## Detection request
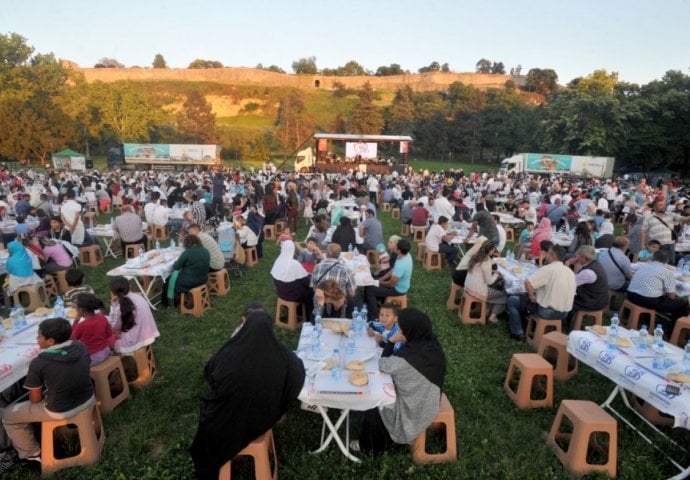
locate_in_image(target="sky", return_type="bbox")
[2,0,689,85]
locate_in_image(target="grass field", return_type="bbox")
[4,208,689,480]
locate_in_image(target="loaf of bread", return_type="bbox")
[349,371,368,386]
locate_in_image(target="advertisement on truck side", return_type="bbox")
[123,144,220,165]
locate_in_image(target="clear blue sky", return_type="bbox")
[3,0,689,85]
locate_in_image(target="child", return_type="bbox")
[2,318,93,464]
[367,302,404,355]
[517,222,534,258]
[638,239,661,262]
[14,216,28,236]
[303,195,314,226]
[70,294,113,366]
[297,237,321,273]
[277,227,293,243]
[64,268,95,306]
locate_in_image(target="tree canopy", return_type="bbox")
[152,54,167,69]
[291,56,318,74]
[188,59,223,69]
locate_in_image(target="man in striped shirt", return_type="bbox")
[641,196,690,264]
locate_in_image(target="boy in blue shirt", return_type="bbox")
[367,302,404,355]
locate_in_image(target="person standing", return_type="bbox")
[60,189,84,246]
[641,196,690,264]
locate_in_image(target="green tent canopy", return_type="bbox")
[52,148,84,157]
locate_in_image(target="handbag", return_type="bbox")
[653,215,678,241]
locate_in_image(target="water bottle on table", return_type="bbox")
[311,329,320,355]
[607,313,619,350]
[653,345,665,370]
[315,311,323,335]
[638,324,648,350]
[331,349,342,380]
[683,344,690,369]
[346,330,356,355]
[155,240,161,250]
[16,305,26,327]
[653,324,664,350]
[53,296,65,319]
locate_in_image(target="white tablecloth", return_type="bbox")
[107,248,180,280]
[296,321,395,410]
[338,253,378,287]
[568,329,690,429]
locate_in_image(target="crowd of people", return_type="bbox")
[0,161,686,476]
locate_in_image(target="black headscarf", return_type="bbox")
[189,312,305,480]
[396,308,446,390]
[331,216,356,252]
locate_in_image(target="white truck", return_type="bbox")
[294,147,315,173]
[498,153,615,178]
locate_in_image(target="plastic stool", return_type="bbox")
[275,298,305,330]
[411,393,457,464]
[412,226,426,244]
[619,299,656,331]
[538,331,578,380]
[180,285,211,316]
[400,224,410,237]
[12,283,49,312]
[423,250,443,271]
[82,212,97,228]
[416,244,426,262]
[384,295,408,309]
[120,345,156,387]
[447,282,463,311]
[505,227,515,243]
[124,243,145,261]
[382,202,391,212]
[263,224,276,240]
[152,224,169,241]
[392,208,400,219]
[79,245,104,267]
[41,398,105,476]
[52,270,70,294]
[207,269,230,296]
[458,291,486,325]
[526,315,562,351]
[245,246,259,267]
[571,310,604,331]
[218,430,277,480]
[670,316,690,347]
[44,274,59,301]
[90,356,130,414]
[275,220,286,234]
[608,290,625,313]
[547,399,617,478]
[503,353,554,408]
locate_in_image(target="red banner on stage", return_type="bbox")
[318,138,328,152]
[399,141,409,154]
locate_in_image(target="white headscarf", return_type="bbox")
[270,240,309,283]
[599,221,614,236]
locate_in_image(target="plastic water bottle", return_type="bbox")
[311,329,320,355]
[53,296,65,319]
[16,305,25,327]
[347,330,356,355]
[679,258,685,273]
[653,324,664,349]
[315,311,323,335]
[361,305,368,322]
[139,248,145,265]
[110,217,114,227]
[155,240,161,250]
[169,238,176,250]
[8,307,18,331]
[607,313,619,350]
[653,345,665,370]
[352,306,359,327]
[331,349,342,380]
[348,243,353,253]
[638,324,648,350]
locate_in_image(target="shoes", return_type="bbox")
[349,440,361,453]
[488,313,499,324]
[510,333,526,342]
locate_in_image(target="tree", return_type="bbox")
[349,82,384,134]
[274,90,313,151]
[332,111,347,133]
[386,86,415,134]
[490,62,506,74]
[441,63,450,73]
[94,57,125,68]
[256,64,285,73]
[375,64,404,76]
[475,59,492,73]
[525,68,558,95]
[418,61,441,73]
[188,59,223,69]
[291,56,318,74]
[0,32,33,87]
[176,90,218,143]
[152,54,167,69]
[338,60,367,76]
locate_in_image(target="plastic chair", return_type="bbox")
[619,299,656,331]
[275,298,305,330]
[423,250,443,271]
[503,353,554,408]
[412,226,426,244]
[180,285,211,316]
[119,345,156,388]
[124,243,145,261]
[447,282,462,311]
[384,295,408,309]
[670,316,690,347]
[571,310,604,331]
[526,315,562,351]
[245,246,259,267]
[263,224,276,240]
[207,269,230,296]
[392,208,400,219]
[538,331,578,380]
[411,393,457,464]
[79,245,104,267]
[458,291,486,325]
[12,283,49,312]
[218,430,278,480]
[90,356,131,414]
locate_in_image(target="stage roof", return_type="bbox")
[313,133,413,142]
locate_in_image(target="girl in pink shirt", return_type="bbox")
[42,239,73,274]
[70,294,113,366]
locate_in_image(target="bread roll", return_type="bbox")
[346,360,365,371]
[349,371,368,386]
[591,325,607,335]
[667,372,690,383]
[616,337,632,348]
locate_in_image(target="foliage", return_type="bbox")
[490,62,506,74]
[152,54,167,69]
[476,58,492,73]
[418,61,441,73]
[385,86,415,134]
[375,63,405,76]
[524,68,559,95]
[94,57,125,68]
[188,59,223,69]
[176,90,218,143]
[349,82,384,134]
[331,111,346,133]
[322,60,368,76]
[291,56,318,74]
[274,89,313,152]
[256,64,286,74]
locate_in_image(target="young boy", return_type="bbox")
[63,269,95,306]
[297,237,322,273]
[517,222,535,258]
[638,239,661,262]
[367,303,403,355]
[2,318,93,463]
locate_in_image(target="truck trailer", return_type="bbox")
[107,143,221,170]
[498,153,615,178]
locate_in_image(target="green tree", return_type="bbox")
[418,61,441,73]
[525,68,558,95]
[291,56,318,74]
[188,59,223,69]
[375,64,404,76]
[0,32,33,88]
[176,90,218,143]
[95,57,125,68]
[244,134,271,163]
[490,62,506,74]
[349,82,384,134]
[152,54,167,68]
[332,111,347,133]
[386,86,415,134]
[274,90,313,151]
[475,58,492,73]
[337,60,367,76]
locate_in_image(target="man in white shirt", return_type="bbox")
[143,192,159,224]
[424,216,459,268]
[152,199,171,227]
[432,192,455,223]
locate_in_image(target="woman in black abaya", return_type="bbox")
[189,311,305,479]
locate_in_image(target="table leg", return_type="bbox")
[311,406,361,462]
[101,236,119,259]
[129,276,158,311]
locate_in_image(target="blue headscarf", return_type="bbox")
[7,240,34,278]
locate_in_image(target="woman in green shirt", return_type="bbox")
[162,234,210,307]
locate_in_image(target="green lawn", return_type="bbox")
[5,209,688,480]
